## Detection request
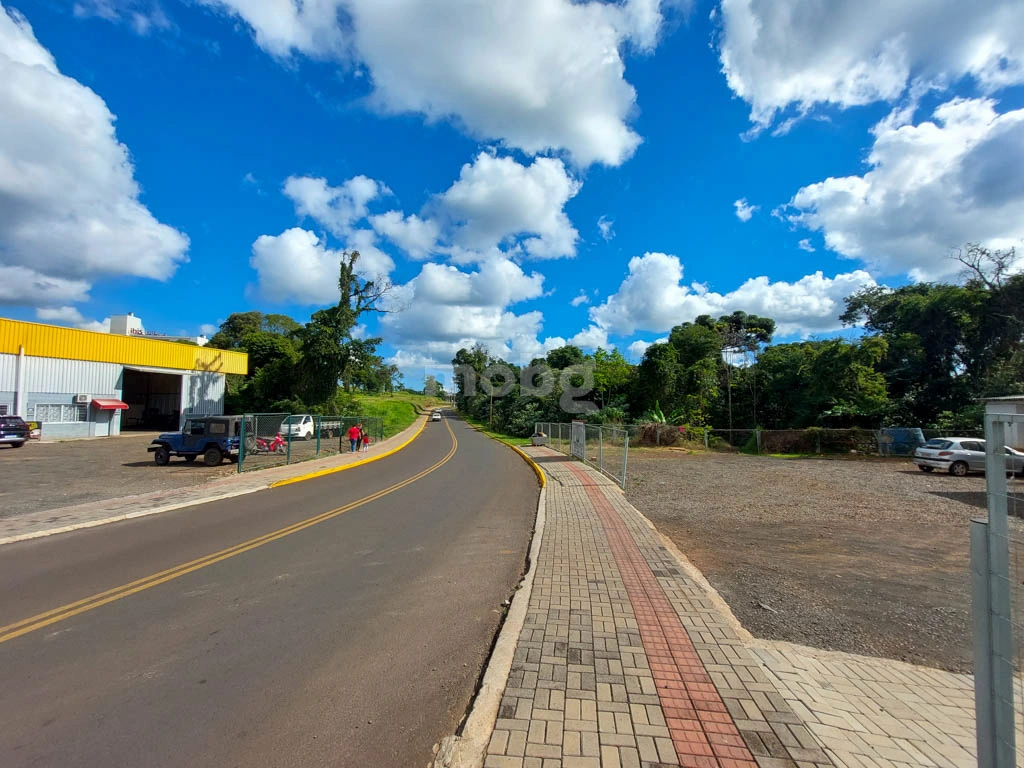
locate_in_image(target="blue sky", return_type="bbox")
[2,0,1023,387]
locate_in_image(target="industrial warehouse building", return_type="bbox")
[0,316,248,439]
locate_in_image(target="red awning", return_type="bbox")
[92,399,129,410]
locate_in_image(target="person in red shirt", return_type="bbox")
[348,423,362,453]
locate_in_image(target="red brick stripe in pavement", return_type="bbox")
[561,461,758,768]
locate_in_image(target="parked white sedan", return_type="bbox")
[913,437,1024,476]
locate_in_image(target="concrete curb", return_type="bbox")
[434,485,547,768]
[0,415,429,547]
[433,420,548,768]
[268,414,428,488]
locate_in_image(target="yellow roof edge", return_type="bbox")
[0,316,248,375]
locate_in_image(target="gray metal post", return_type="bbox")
[972,519,995,768]
[984,416,1015,768]
[756,429,762,455]
[238,416,246,473]
[599,428,604,476]
[621,432,629,489]
[704,429,709,451]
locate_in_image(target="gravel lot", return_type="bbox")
[625,450,1024,672]
[0,434,235,519]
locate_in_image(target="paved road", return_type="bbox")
[0,413,538,768]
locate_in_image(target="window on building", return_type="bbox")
[0,404,8,415]
[37,404,87,423]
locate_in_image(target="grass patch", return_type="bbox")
[354,394,442,438]
[461,415,531,448]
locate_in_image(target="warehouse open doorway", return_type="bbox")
[121,367,182,431]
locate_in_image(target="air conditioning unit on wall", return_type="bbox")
[74,394,90,404]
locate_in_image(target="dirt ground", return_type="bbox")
[625,450,1024,673]
[0,434,235,519]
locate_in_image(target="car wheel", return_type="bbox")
[203,447,223,467]
[918,465,933,472]
[950,461,969,477]
[154,447,170,466]
[184,455,196,464]
[303,432,312,441]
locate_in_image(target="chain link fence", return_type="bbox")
[238,413,384,472]
[616,425,986,456]
[534,421,629,488]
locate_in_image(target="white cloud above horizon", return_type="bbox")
[589,252,877,337]
[733,198,758,222]
[0,3,189,308]
[717,0,1024,132]
[786,97,1024,280]
[196,0,680,166]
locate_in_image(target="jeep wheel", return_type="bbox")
[154,447,170,466]
[203,447,223,467]
[184,455,196,464]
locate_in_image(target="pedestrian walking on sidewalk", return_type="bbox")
[361,428,371,452]
[347,423,361,453]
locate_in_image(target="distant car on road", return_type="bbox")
[0,415,29,449]
[913,437,1024,477]
[431,411,442,422]
[148,415,243,466]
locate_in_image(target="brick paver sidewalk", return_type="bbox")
[484,448,833,768]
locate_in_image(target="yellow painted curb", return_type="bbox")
[466,421,546,489]
[268,415,428,489]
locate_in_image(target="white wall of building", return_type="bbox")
[0,352,228,438]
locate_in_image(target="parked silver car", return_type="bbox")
[913,437,1024,476]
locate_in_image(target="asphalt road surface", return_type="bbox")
[0,413,538,768]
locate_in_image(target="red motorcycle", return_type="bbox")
[253,432,287,454]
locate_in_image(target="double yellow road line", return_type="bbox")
[0,419,458,646]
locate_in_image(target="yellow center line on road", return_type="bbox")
[0,419,458,646]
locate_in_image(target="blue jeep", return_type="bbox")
[148,415,243,466]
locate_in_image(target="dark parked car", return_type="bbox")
[148,415,243,466]
[0,415,29,449]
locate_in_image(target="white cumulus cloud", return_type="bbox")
[571,291,591,307]
[786,97,1024,280]
[0,4,189,306]
[199,0,678,166]
[284,174,389,237]
[627,336,668,360]
[439,153,581,260]
[717,0,1024,131]
[590,252,877,336]
[733,198,758,222]
[381,256,569,369]
[369,211,440,260]
[250,227,392,305]
[569,325,610,350]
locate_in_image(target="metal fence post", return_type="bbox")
[286,414,292,465]
[704,429,709,451]
[980,415,1015,768]
[972,518,996,768]
[599,428,604,476]
[621,432,629,489]
[238,416,246,473]
[756,429,762,455]
[316,415,321,457]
